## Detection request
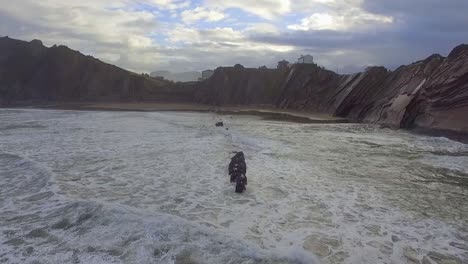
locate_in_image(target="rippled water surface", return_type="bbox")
[0,109,467,264]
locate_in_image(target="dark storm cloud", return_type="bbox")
[249,0,468,71]
[250,29,389,50]
[362,0,468,40]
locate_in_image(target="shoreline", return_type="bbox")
[3,102,468,143]
[13,102,350,124]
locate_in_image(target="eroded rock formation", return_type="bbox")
[196,45,468,134]
[401,45,468,133]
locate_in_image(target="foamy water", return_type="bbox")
[0,109,467,264]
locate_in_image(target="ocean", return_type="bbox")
[1,109,467,263]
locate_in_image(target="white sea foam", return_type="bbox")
[0,109,467,263]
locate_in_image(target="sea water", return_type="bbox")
[0,109,467,264]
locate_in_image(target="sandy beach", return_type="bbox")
[33,102,349,123]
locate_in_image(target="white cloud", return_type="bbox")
[2,0,458,75]
[289,13,343,31]
[165,25,291,51]
[204,0,291,20]
[142,0,191,10]
[2,1,157,43]
[288,8,393,31]
[181,7,225,24]
[0,0,163,72]
[0,0,296,72]
[202,0,393,31]
[161,24,295,70]
[244,23,279,35]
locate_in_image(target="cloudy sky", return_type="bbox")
[1,0,467,74]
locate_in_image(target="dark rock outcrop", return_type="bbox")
[401,45,468,133]
[333,55,444,127]
[0,37,193,105]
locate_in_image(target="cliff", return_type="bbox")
[0,37,193,105]
[1,36,467,134]
[194,65,287,105]
[401,45,468,133]
[196,45,468,133]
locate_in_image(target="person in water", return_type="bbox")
[235,173,247,193]
[229,152,245,181]
[229,151,247,193]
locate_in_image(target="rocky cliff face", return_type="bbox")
[401,45,468,133]
[196,45,468,133]
[332,55,445,128]
[0,37,193,105]
[194,65,287,105]
[1,36,467,134]
[276,64,343,112]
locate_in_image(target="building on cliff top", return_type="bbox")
[298,54,314,64]
[277,60,290,71]
[202,69,214,80]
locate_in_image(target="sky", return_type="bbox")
[0,0,467,74]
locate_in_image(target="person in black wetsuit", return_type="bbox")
[228,151,247,193]
[229,152,245,181]
[235,172,247,193]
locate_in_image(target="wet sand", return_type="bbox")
[30,102,468,142]
[33,102,349,124]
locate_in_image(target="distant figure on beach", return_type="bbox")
[228,151,247,193]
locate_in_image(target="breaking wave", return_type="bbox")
[0,151,317,264]
[1,109,467,264]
